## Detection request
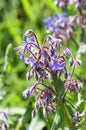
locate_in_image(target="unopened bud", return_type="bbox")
[69,58,74,66]
[24,29,33,36]
[75,60,82,67]
[63,48,72,57]
[32,109,36,118]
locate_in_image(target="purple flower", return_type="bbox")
[23,85,36,98]
[61,12,66,17]
[65,79,82,93]
[30,36,34,42]
[43,12,78,41]
[69,58,74,66]
[20,56,39,67]
[49,55,66,71]
[54,12,66,20]
[54,12,59,19]
[42,16,52,26]
[28,57,39,67]
[16,29,82,120]
[23,36,27,43]
[50,62,65,71]
[20,54,24,61]
[23,35,34,44]
[63,48,72,57]
[50,47,55,56]
[75,60,82,67]
[72,112,83,122]
[43,12,67,33]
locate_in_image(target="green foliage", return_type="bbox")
[0,0,86,129]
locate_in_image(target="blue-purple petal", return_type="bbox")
[33,62,39,67]
[54,12,59,19]
[62,12,66,17]
[23,36,34,44]
[49,64,54,70]
[28,45,34,51]
[49,60,65,70]
[54,62,65,70]
[42,16,52,25]
[50,48,55,56]
[20,54,24,61]
[23,36,27,43]
[30,36,34,42]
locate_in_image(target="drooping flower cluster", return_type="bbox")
[54,0,86,10]
[43,12,85,47]
[16,29,82,119]
[72,112,83,122]
[43,1,86,46]
[43,12,77,40]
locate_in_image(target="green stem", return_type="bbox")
[81,28,86,43]
[65,98,77,110]
[71,37,79,48]
[51,101,64,130]
[51,71,65,99]
[50,71,77,130]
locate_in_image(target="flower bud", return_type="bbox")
[73,112,82,122]
[63,48,72,57]
[69,58,74,66]
[24,29,33,36]
[32,109,36,118]
[75,60,82,67]
[22,86,36,98]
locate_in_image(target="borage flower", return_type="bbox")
[43,12,78,43]
[63,59,82,97]
[16,29,82,119]
[72,112,83,122]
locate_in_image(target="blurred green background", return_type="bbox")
[0,0,86,130]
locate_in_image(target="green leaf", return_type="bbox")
[77,100,86,113]
[51,102,64,130]
[29,113,45,130]
[50,71,65,130]
[21,0,36,22]
[3,43,13,73]
[51,71,65,99]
